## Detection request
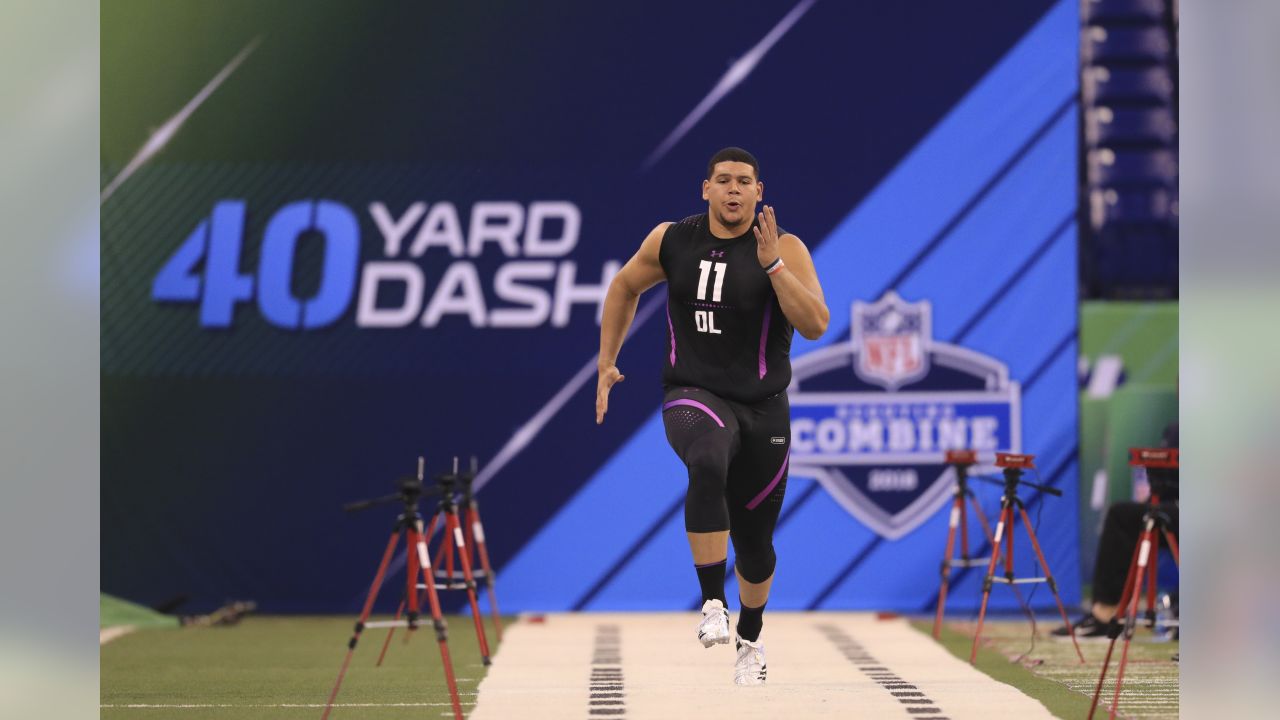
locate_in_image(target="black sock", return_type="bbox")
[695,559,727,605]
[736,598,766,642]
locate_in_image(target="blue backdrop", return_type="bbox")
[102,0,1078,615]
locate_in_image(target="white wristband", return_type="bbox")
[764,257,785,275]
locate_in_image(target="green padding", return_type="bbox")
[100,593,178,629]
[1076,301,1178,590]
[1079,301,1178,386]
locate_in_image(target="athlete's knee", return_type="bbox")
[684,436,730,532]
[733,537,776,584]
[685,435,729,496]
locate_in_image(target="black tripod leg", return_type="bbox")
[1017,506,1085,664]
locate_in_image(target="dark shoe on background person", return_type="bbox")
[1051,613,1112,640]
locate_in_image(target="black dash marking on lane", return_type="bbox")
[588,625,626,717]
[817,624,947,718]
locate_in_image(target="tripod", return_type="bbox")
[969,453,1085,665]
[452,456,503,641]
[933,450,996,639]
[374,457,493,667]
[1088,449,1180,720]
[323,458,463,720]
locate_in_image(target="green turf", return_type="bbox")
[101,593,179,629]
[913,617,1179,719]
[101,615,506,719]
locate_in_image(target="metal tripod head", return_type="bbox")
[998,453,1062,503]
[342,456,442,524]
[944,449,978,498]
[1130,447,1179,502]
[432,456,462,513]
[970,452,1063,507]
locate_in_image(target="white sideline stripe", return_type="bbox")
[101,702,476,708]
[469,612,1055,719]
[100,625,137,644]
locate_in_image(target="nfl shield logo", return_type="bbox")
[787,290,1021,540]
[852,291,930,391]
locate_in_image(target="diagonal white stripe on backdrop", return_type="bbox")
[101,37,262,204]
[642,0,818,170]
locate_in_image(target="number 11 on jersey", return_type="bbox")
[696,260,726,302]
[695,260,725,334]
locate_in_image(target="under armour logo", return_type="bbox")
[710,250,725,258]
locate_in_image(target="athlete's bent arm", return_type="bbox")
[596,222,670,424]
[753,205,829,340]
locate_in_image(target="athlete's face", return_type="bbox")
[702,161,763,233]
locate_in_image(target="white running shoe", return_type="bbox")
[696,599,731,648]
[734,636,767,686]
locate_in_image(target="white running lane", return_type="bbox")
[470,612,1055,719]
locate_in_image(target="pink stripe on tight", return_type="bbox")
[661,399,724,428]
[746,450,789,510]
[758,301,773,379]
[667,301,676,366]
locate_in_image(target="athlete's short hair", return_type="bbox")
[706,147,760,181]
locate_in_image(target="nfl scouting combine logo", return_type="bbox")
[788,291,1021,539]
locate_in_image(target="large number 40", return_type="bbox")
[151,199,361,329]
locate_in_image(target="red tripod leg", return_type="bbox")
[322,530,401,720]
[399,507,450,648]
[412,520,465,720]
[448,511,492,664]
[934,496,961,639]
[433,516,449,582]
[469,506,504,642]
[442,511,457,590]
[969,505,1010,664]
[1017,506,1085,664]
[375,598,406,667]
[1088,534,1145,719]
[1109,525,1156,719]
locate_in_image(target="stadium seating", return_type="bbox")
[1086,107,1176,146]
[1082,66,1174,106]
[1079,0,1177,298]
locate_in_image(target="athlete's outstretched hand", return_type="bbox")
[596,364,625,424]
[753,204,780,268]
